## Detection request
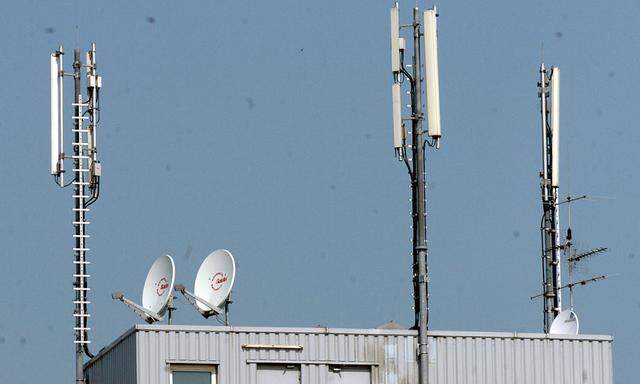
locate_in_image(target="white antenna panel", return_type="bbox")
[50,52,63,175]
[392,83,404,149]
[549,309,579,335]
[142,255,175,316]
[423,8,442,139]
[550,66,560,187]
[390,4,400,73]
[194,249,236,311]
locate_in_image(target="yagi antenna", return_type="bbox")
[175,249,236,325]
[113,255,176,324]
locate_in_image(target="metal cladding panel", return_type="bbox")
[89,326,612,384]
[84,328,137,384]
[134,326,418,384]
[428,334,613,384]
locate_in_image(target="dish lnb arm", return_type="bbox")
[111,291,162,324]
[174,284,224,317]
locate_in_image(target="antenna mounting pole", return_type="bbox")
[538,63,562,332]
[411,7,430,384]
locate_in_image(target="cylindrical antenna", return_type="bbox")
[50,49,64,183]
[390,3,400,74]
[50,53,60,175]
[550,66,560,187]
[423,7,441,141]
[392,83,405,155]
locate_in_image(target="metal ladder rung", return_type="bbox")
[73,221,91,224]
[72,181,90,185]
[73,234,90,238]
[73,287,90,291]
[72,116,89,120]
[71,155,91,159]
[73,313,91,317]
[72,103,89,106]
[73,261,90,264]
[72,195,91,198]
[73,274,91,278]
[73,247,90,251]
[74,301,91,304]
[73,327,91,331]
[72,168,90,172]
[74,341,91,344]
[72,208,89,212]
[72,129,90,133]
[72,142,89,146]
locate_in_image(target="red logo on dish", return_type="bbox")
[156,277,169,296]
[210,272,228,291]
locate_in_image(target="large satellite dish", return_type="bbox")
[550,309,579,336]
[112,255,176,324]
[175,249,236,322]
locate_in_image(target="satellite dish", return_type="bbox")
[550,309,579,335]
[194,249,236,311]
[142,255,175,316]
[112,254,176,324]
[174,249,236,322]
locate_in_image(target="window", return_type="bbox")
[170,365,217,384]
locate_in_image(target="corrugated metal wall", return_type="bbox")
[85,328,137,384]
[427,331,613,384]
[135,326,418,384]
[85,325,613,384]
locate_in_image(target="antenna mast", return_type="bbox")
[538,64,562,332]
[50,43,102,384]
[390,4,442,384]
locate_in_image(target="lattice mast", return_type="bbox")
[50,43,103,384]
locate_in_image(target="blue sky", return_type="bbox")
[0,0,638,382]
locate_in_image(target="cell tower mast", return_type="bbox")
[391,4,442,384]
[50,43,103,384]
[538,63,562,332]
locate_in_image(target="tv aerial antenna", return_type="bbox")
[390,3,442,384]
[50,43,103,384]
[112,255,176,324]
[175,249,236,325]
[561,194,611,312]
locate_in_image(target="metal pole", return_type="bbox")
[224,293,231,326]
[411,8,429,384]
[539,64,562,332]
[539,64,552,332]
[73,48,86,384]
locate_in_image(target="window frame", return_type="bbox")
[169,364,217,384]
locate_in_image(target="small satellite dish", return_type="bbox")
[550,309,579,336]
[112,255,176,324]
[142,255,175,316]
[174,249,236,322]
[194,249,236,311]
